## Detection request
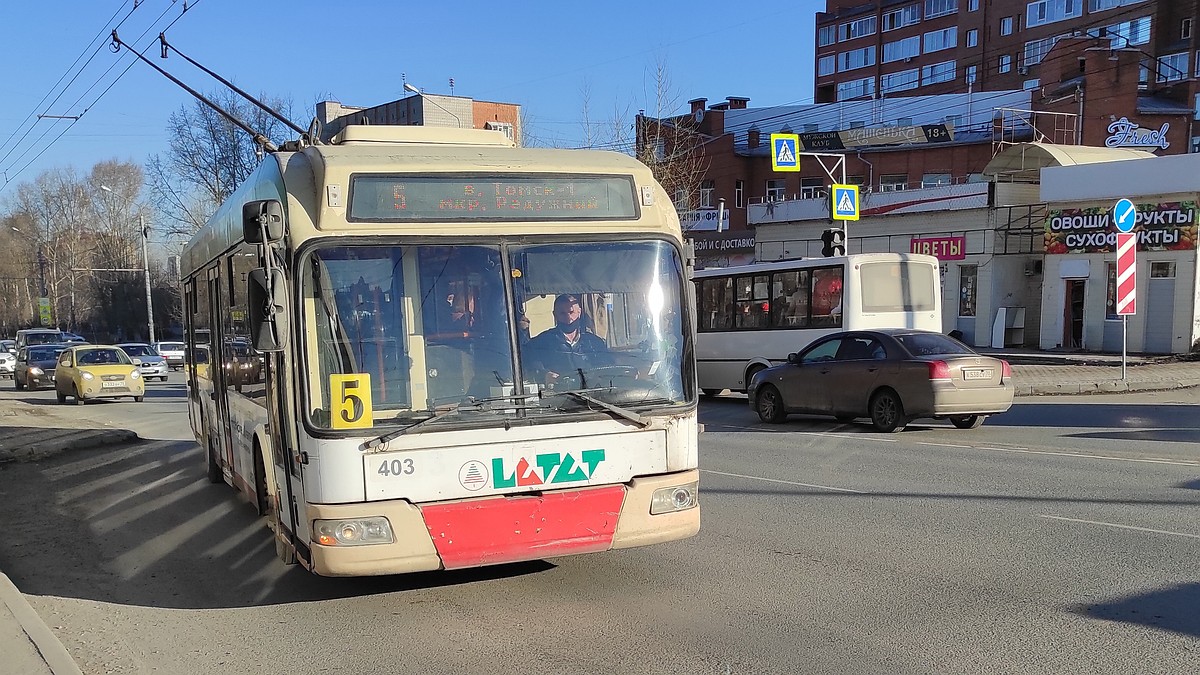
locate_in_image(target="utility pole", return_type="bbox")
[140,215,155,344]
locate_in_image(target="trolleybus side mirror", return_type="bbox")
[247,267,288,353]
[243,200,286,244]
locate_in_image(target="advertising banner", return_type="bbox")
[1044,201,1198,254]
[799,124,954,151]
[910,236,966,260]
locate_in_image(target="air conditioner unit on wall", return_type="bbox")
[1017,65,1029,75]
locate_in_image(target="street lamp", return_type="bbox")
[100,185,155,343]
[403,83,463,128]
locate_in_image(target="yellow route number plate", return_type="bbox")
[330,373,373,429]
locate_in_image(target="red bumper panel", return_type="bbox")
[420,486,626,569]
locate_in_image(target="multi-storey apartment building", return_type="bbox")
[815,0,1198,103]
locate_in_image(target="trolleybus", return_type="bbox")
[693,253,941,395]
[180,126,699,576]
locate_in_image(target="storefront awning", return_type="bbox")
[983,142,1155,183]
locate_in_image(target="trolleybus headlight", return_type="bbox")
[314,517,395,546]
[650,481,698,515]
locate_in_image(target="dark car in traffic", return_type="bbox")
[14,344,66,390]
[748,329,1014,432]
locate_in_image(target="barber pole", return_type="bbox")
[1116,233,1136,315]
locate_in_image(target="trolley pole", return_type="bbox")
[140,215,156,344]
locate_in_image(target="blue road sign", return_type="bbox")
[770,133,800,172]
[1113,198,1136,233]
[832,184,859,221]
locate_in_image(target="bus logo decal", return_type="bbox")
[491,449,606,489]
[458,460,489,491]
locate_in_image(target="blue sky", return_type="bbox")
[0,0,823,196]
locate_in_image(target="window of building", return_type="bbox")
[1157,52,1188,82]
[924,27,958,53]
[654,138,665,162]
[839,16,877,41]
[959,265,978,317]
[818,25,837,46]
[801,178,826,199]
[485,121,514,140]
[1027,0,1081,29]
[675,188,690,209]
[966,65,978,84]
[967,29,978,47]
[1151,261,1176,278]
[881,68,921,93]
[1023,78,1041,89]
[849,121,866,128]
[1183,18,1193,41]
[896,117,914,126]
[700,180,715,208]
[1001,17,1014,35]
[922,60,957,84]
[766,179,786,202]
[1023,35,1065,66]
[999,54,1013,73]
[922,173,952,187]
[883,4,921,31]
[846,175,866,186]
[925,0,958,19]
[838,46,877,72]
[802,123,819,133]
[969,0,979,9]
[945,114,963,126]
[880,174,908,192]
[1105,262,1119,320]
[883,36,922,63]
[735,180,744,208]
[1089,0,1148,11]
[818,55,836,76]
[837,76,876,100]
[1106,16,1151,47]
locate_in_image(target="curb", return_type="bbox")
[0,572,82,675]
[0,429,139,464]
[1014,380,1200,396]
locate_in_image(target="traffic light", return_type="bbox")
[821,228,845,257]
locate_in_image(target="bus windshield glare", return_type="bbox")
[303,240,691,429]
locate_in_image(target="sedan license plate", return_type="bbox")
[101,381,125,388]
[963,368,993,380]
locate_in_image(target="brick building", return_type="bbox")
[316,94,521,145]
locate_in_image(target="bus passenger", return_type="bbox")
[524,293,611,386]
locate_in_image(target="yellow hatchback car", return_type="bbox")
[55,345,145,405]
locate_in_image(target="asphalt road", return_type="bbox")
[0,374,1197,674]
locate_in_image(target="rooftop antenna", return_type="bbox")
[449,77,455,96]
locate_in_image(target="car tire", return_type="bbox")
[56,390,66,404]
[755,384,788,424]
[207,438,223,484]
[701,388,723,398]
[14,376,23,391]
[950,415,986,429]
[134,395,144,402]
[869,388,907,433]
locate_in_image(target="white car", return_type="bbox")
[116,343,170,382]
[0,352,13,377]
[153,341,186,371]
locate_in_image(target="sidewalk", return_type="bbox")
[980,347,1200,396]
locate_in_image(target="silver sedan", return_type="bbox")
[748,329,1014,432]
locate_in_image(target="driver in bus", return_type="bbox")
[524,293,612,387]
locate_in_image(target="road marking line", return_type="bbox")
[701,469,866,494]
[917,442,971,448]
[703,424,897,442]
[1036,514,1200,540]
[969,446,1200,466]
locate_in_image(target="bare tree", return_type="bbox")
[633,58,709,219]
[146,89,296,238]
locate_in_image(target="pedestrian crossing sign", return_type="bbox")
[832,184,859,221]
[770,133,800,172]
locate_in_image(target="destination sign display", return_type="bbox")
[349,175,638,221]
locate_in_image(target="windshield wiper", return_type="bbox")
[361,405,468,450]
[540,389,649,428]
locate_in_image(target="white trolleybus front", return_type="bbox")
[180,126,699,576]
[693,253,942,395]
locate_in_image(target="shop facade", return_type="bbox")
[1040,153,1200,354]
